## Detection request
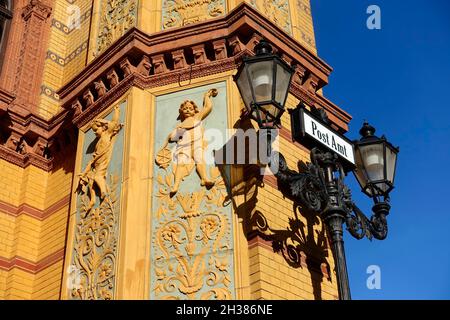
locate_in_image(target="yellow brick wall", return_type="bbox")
[0,153,75,299]
[1,268,34,299]
[250,185,338,300]
[0,213,15,259]
[18,166,48,210]
[0,261,65,300]
[0,160,24,206]
[38,0,93,119]
[32,261,65,299]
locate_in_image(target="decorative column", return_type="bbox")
[13,0,52,107]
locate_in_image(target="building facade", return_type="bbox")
[0,0,351,300]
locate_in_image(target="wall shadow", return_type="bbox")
[215,118,332,300]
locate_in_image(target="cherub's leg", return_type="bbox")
[193,146,214,188]
[170,165,184,196]
[196,163,214,189]
[94,174,108,200]
[87,179,96,212]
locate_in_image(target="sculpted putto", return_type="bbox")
[157,89,218,195]
[78,106,123,212]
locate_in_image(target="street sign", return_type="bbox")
[290,105,355,167]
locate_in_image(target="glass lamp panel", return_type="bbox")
[236,66,253,113]
[275,62,292,105]
[354,167,371,195]
[354,150,371,194]
[248,60,274,103]
[360,143,385,183]
[385,145,397,184]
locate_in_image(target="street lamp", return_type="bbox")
[354,121,399,199]
[234,39,294,128]
[234,40,399,300]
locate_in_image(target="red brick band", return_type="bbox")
[0,248,65,274]
[0,194,70,221]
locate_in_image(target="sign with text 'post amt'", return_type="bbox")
[290,105,355,169]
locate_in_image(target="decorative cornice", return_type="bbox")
[0,248,65,274]
[58,2,350,131]
[0,2,351,171]
[0,145,53,170]
[0,102,75,170]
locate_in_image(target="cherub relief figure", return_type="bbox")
[156,88,218,196]
[78,106,123,212]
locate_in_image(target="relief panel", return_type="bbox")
[162,0,227,29]
[249,0,292,34]
[97,0,138,54]
[150,82,236,300]
[69,102,127,300]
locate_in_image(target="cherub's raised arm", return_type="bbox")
[108,106,120,133]
[199,89,218,120]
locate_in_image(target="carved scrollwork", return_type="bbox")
[72,174,120,300]
[152,166,233,300]
[162,0,226,29]
[249,0,292,34]
[97,0,137,54]
[345,203,371,240]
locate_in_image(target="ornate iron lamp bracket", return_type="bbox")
[272,148,390,241]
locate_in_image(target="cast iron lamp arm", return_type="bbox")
[269,146,390,241]
[346,202,389,241]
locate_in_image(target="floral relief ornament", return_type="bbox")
[97,0,137,54]
[72,106,123,300]
[250,0,292,33]
[163,0,226,29]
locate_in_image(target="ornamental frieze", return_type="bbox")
[250,0,292,34]
[162,0,226,29]
[97,0,138,55]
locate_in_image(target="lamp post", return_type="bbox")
[234,40,399,300]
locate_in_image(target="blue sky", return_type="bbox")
[311,0,450,299]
